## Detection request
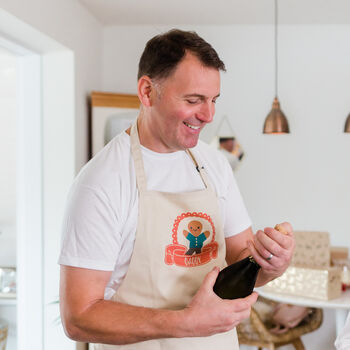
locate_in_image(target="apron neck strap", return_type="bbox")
[130,120,213,191]
[185,149,212,190]
[130,120,147,191]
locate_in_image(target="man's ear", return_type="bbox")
[138,76,157,107]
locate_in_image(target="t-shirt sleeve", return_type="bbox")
[58,183,121,271]
[223,162,252,238]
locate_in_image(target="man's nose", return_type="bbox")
[198,102,215,123]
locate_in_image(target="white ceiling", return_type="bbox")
[79,0,350,26]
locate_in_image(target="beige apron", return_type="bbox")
[92,121,239,350]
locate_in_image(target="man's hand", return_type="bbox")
[247,222,295,284]
[180,267,258,337]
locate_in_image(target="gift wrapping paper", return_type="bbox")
[263,266,342,300]
[291,231,330,269]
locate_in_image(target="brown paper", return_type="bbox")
[330,246,349,262]
[291,231,330,269]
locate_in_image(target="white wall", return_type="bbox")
[102,24,350,350]
[0,0,103,170]
[102,24,350,247]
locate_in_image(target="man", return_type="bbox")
[59,29,294,349]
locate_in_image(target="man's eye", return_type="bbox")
[187,99,198,104]
[212,99,217,104]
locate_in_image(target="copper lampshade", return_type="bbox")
[344,113,350,133]
[263,97,290,134]
[263,0,290,134]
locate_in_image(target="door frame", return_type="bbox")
[0,11,76,349]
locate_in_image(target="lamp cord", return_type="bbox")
[275,0,278,97]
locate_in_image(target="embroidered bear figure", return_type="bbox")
[183,220,210,255]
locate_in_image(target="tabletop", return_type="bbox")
[257,288,350,309]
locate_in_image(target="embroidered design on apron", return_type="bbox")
[165,212,218,267]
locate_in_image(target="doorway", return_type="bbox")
[0,37,43,350]
[0,21,76,348]
[0,43,18,350]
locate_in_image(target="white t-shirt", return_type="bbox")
[58,131,251,299]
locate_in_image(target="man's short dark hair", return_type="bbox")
[138,29,226,80]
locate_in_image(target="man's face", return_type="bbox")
[146,53,221,152]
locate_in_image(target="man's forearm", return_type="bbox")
[62,299,187,345]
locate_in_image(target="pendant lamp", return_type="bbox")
[344,113,350,133]
[263,0,290,134]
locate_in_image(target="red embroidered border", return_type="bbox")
[165,212,218,267]
[171,212,216,244]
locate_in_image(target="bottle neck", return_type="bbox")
[248,255,261,268]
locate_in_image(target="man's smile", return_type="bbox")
[183,122,201,130]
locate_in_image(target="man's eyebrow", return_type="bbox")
[183,93,221,99]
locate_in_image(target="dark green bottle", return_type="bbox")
[213,225,287,299]
[213,256,261,299]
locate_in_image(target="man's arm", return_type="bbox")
[225,222,294,287]
[60,265,257,345]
